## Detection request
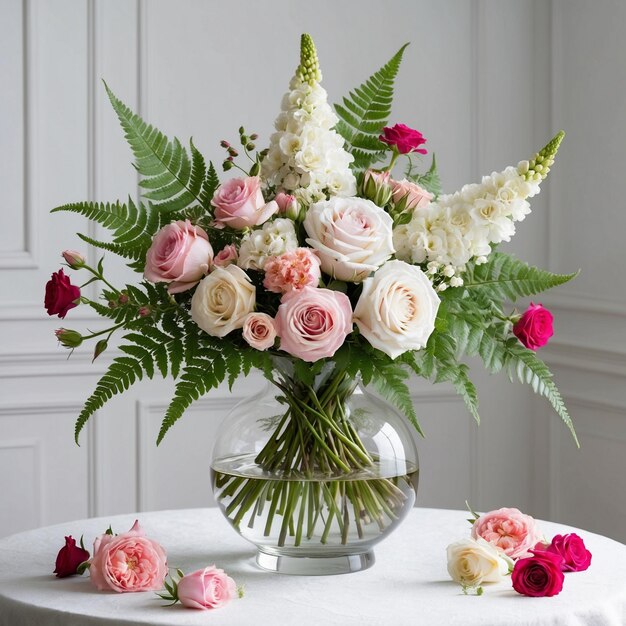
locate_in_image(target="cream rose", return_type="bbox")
[191,265,255,338]
[447,537,511,589]
[353,260,439,359]
[303,197,394,282]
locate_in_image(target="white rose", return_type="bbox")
[238,218,299,270]
[446,537,511,589]
[304,197,395,282]
[191,265,255,338]
[353,260,440,359]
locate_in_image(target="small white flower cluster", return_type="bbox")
[394,164,541,272]
[262,75,356,206]
[237,218,299,271]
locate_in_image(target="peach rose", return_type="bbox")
[89,520,167,592]
[242,312,277,351]
[390,178,433,210]
[144,220,213,294]
[177,566,237,610]
[211,176,277,229]
[472,507,543,560]
[263,248,321,294]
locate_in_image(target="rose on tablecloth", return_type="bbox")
[53,535,90,578]
[534,533,592,572]
[511,550,565,597]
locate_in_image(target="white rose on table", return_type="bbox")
[191,265,255,338]
[303,197,394,282]
[353,260,440,359]
[446,537,512,590]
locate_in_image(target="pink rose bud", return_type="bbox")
[177,566,237,610]
[62,250,86,268]
[138,306,152,317]
[512,551,565,597]
[211,176,278,229]
[45,269,81,319]
[55,328,83,349]
[242,312,277,351]
[363,170,393,207]
[89,520,167,593]
[54,535,90,578]
[213,244,238,268]
[513,302,554,350]
[390,178,433,210]
[274,192,299,220]
[379,123,427,155]
[536,533,592,572]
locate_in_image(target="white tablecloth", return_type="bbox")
[0,508,625,626]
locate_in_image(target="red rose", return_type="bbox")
[538,533,592,572]
[513,302,554,350]
[379,124,427,155]
[54,535,90,578]
[44,269,81,318]
[511,551,565,597]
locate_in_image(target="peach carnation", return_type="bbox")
[263,248,321,294]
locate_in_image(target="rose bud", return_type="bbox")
[45,269,81,318]
[362,169,393,207]
[379,123,428,155]
[177,566,237,610]
[274,192,301,221]
[92,339,108,362]
[54,535,90,578]
[62,250,86,269]
[513,302,554,350]
[55,328,83,349]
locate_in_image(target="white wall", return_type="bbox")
[1,0,622,541]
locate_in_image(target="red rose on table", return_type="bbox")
[537,533,592,572]
[54,535,90,578]
[44,269,81,318]
[511,551,565,597]
[379,124,427,155]
[513,302,554,350]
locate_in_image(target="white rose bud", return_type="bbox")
[446,537,511,590]
[353,260,440,359]
[191,265,255,338]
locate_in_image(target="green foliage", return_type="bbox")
[104,82,208,214]
[334,44,409,171]
[464,253,578,302]
[406,154,442,199]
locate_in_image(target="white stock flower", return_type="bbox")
[353,260,440,359]
[304,197,395,282]
[238,218,299,270]
[446,537,511,589]
[191,265,255,338]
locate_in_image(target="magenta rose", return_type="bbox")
[471,507,543,560]
[54,535,90,578]
[513,302,554,350]
[536,533,592,572]
[512,551,565,597]
[177,566,237,610]
[89,520,167,592]
[275,286,353,362]
[212,176,278,229]
[379,124,427,155]
[45,269,81,318]
[144,220,213,294]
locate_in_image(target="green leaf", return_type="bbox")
[407,154,442,199]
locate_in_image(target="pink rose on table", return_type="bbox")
[513,302,554,350]
[263,248,321,294]
[242,312,277,351]
[535,533,592,572]
[511,551,565,597]
[379,123,427,155]
[44,269,81,318]
[275,286,353,362]
[177,566,237,610]
[390,178,433,210]
[54,535,90,578]
[89,520,167,592]
[213,244,238,268]
[144,220,213,294]
[472,507,543,560]
[212,176,278,229]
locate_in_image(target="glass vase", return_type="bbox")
[210,359,419,575]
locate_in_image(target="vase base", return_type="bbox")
[255,549,375,576]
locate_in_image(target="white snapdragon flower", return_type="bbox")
[238,218,299,271]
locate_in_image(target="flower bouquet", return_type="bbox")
[47,34,577,572]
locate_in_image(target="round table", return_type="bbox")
[0,508,624,626]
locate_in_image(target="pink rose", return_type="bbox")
[513,302,554,350]
[177,566,237,610]
[144,220,213,294]
[472,507,543,560]
[44,269,81,318]
[390,178,433,210]
[263,248,321,294]
[535,533,592,572]
[274,192,299,219]
[62,250,85,268]
[211,176,278,229]
[512,551,565,597]
[242,312,277,351]
[379,124,427,155]
[89,520,167,593]
[213,244,238,268]
[275,286,353,362]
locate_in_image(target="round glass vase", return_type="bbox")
[210,360,419,575]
